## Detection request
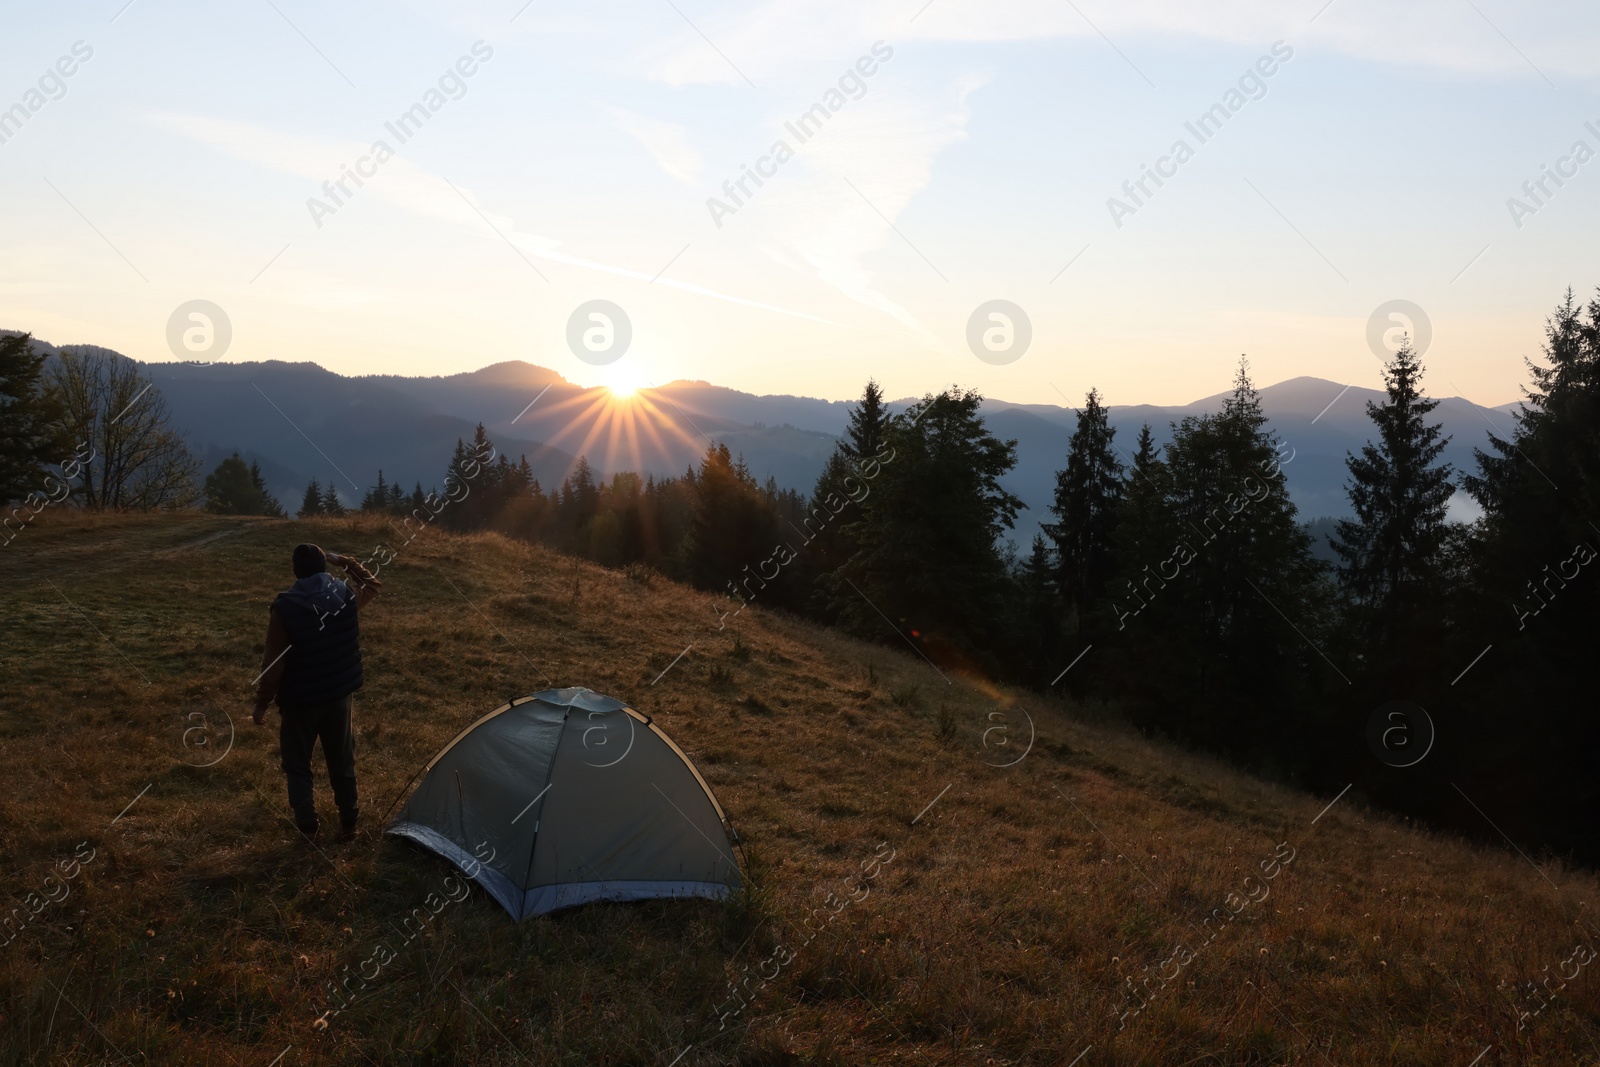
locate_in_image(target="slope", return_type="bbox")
[0,512,1594,1065]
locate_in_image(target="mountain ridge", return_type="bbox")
[12,335,1515,531]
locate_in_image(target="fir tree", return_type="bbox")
[842,378,889,466]
[298,479,323,519]
[809,380,894,596]
[563,456,600,544]
[511,457,534,497]
[203,453,256,515]
[1124,358,1323,746]
[833,388,1023,667]
[684,443,779,594]
[204,453,284,516]
[1044,388,1124,635]
[1114,424,1172,567]
[247,460,286,517]
[1100,423,1181,708]
[1017,533,1061,682]
[1465,289,1600,568]
[362,470,390,513]
[0,332,67,503]
[1332,343,1454,618]
[319,481,345,517]
[1452,288,1600,862]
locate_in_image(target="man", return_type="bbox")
[253,543,382,838]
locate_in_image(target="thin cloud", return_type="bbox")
[597,103,704,184]
[642,0,1599,85]
[140,110,841,326]
[745,75,982,341]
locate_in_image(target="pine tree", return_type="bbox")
[298,479,323,519]
[1017,533,1060,682]
[1044,388,1124,635]
[469,423,495,466]
[204,453,256,515]
[319,481,345,517]
[1105,423,1175,638]
[565,456,600,542]
[444,438,467,489]
[1114,424,1172,567]
[1332,343,1454,623]
[1221,355,1271,441]
[1100,423,1182,709]
[441,425,502,529]
[510,456,534,497]
[1453,287,1600,863]
[1180,359,1315,631]
[833,388,1023,667]
[842,379,889,467]
[0,332,67,503]
[684,443,780,594]
[247,460,286,517]
[1465,289,1600,568]
[1125,358,1323,747]
[362,470,390,512]
[808,380,895,595]
[204,453,284,516]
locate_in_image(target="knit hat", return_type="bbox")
[292,543,328,579]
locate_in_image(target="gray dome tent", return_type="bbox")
[387,688,741,920]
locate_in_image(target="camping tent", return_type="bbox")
[387,687,742,920]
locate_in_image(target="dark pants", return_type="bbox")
[279,695,358,831]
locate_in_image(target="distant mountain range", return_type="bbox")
[15,333,1522,542]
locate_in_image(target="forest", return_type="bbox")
[321,293,1600,864]
[5,289,1597,862]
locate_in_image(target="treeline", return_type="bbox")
[1023,290,1599,862]
[335,429,813,589]
[354,289,1599,861]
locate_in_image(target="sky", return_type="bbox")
[2,0,1599,408]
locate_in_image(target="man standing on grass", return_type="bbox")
[252,543,382,839]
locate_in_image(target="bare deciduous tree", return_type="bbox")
[48,347,199,510]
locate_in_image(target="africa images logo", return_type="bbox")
[305,42,494,229]
[705,42,894,228]
[1106,41,1294,228]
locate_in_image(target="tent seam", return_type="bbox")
[518,701,567,919]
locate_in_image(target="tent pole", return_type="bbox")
[729,819,750,873]
[375,757,431,828]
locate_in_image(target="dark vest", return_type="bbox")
[273,581,363,709]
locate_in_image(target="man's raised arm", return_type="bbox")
[326,550,383,609]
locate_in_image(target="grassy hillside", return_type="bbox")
[1,512,1596,1065]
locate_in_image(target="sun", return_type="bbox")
[604,363,649,398]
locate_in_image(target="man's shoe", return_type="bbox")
[339,812,359,838]
[295,817,320,838]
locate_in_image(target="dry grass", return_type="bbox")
[0,510,1596,1065]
